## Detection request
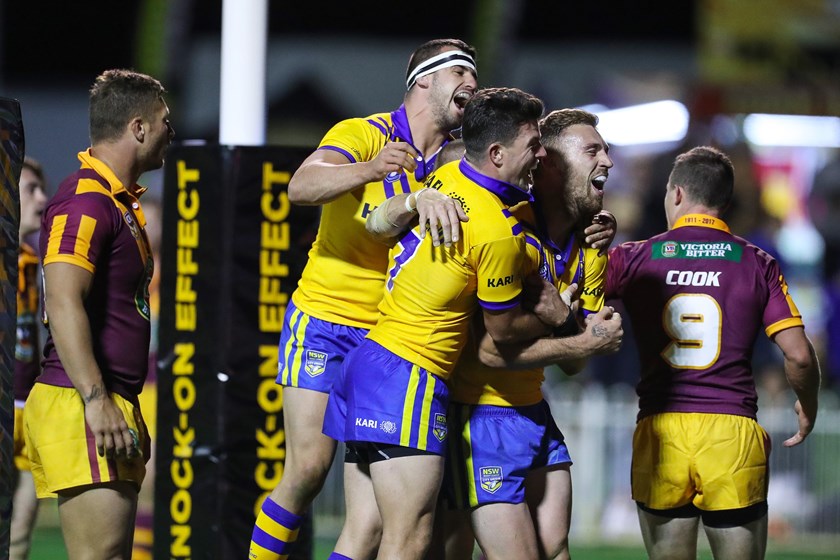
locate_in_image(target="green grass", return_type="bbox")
[29,527,839,559]
[29,526,67,559]
[566,545,839,559]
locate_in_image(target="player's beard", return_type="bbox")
[429,80,462,133]
[579,192,603,218]
[574,183,603,224]
[145,131,171,172]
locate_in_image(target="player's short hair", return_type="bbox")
[539,109,599,146]
[406,39,477,85]
[462,88,544,161]
[22,156,45,184]
[89,69,166,144]
[669,146,734,211]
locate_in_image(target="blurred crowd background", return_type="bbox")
[5,0,839,395]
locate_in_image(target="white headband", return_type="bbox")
[406,50,477,90]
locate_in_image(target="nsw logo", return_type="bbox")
[433,413,447,442]
[479,466,503,494]
[304,350,328,377]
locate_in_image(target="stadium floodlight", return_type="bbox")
[743,114,840,148]
[590,100,689,146]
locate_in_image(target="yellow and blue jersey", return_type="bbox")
[292,105,448,329]
[515,203,607,318]
[368,159,533,380]
[450,203,607,406]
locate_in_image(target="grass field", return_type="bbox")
[29,525,840,560]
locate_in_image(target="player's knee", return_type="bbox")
[282,459,331,499]
[339,519,383,559]
[380,532,431,560]
[543,533,570,560]
[346,514,382,543]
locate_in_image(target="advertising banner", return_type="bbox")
[155,144,317,559]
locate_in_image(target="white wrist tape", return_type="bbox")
[405,192,418,213]
[368,201,398,235]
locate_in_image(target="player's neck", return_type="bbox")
[546,216,574,248]
[90,143,142,192]
[403,98,448,158]
[673,205,721,225]
[535,189,576,246]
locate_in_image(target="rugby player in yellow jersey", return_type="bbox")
[249,39,477,560]
[320,87,586,560]
[441,109,624,560]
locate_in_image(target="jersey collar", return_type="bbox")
[459,158,534,206]
[672,214,730,233]
[77,149,148,198]
[390,104,448,181]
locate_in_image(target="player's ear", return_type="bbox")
[130,117,145,142]
[489,143,503,167]
[415,74,432,90]
[673,184,684,206]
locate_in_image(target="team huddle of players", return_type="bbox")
[248,38,821,560]
[11,39,819,560]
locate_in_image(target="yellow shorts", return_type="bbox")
[14,405,30,471]
[632,412,769,511]
[23,384,149,499]
[137,381,157,440]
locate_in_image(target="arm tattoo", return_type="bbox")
[591,324,609,338]
[84,384,106,403]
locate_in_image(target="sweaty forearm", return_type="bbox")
[785,340,821,412]
[487,308,554,346]
[480,312,621,369]
[288,160,379,206]
[480,329,593,370]
[775,328,821,411]
[46,296,106,402]
[366,193,419,240]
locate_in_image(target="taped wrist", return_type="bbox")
[552,307,579,338]
[406,188,431,213]
[368,199,399,235]
[405,192,418,213]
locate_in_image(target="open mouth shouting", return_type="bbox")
[591,173,608,196]
[519,164,540,192]
[454,90,473,110]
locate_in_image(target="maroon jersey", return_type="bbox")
[38,150,154,401]
[607,214,803,421]
[15,243,40,402]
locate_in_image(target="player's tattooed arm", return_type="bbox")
[478,305,623,370]
[83,383,106,403]
[591,323,610,338]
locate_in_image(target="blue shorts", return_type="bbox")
[276,300,368,392]
[445,400,572,508]
[322,339,450,455]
